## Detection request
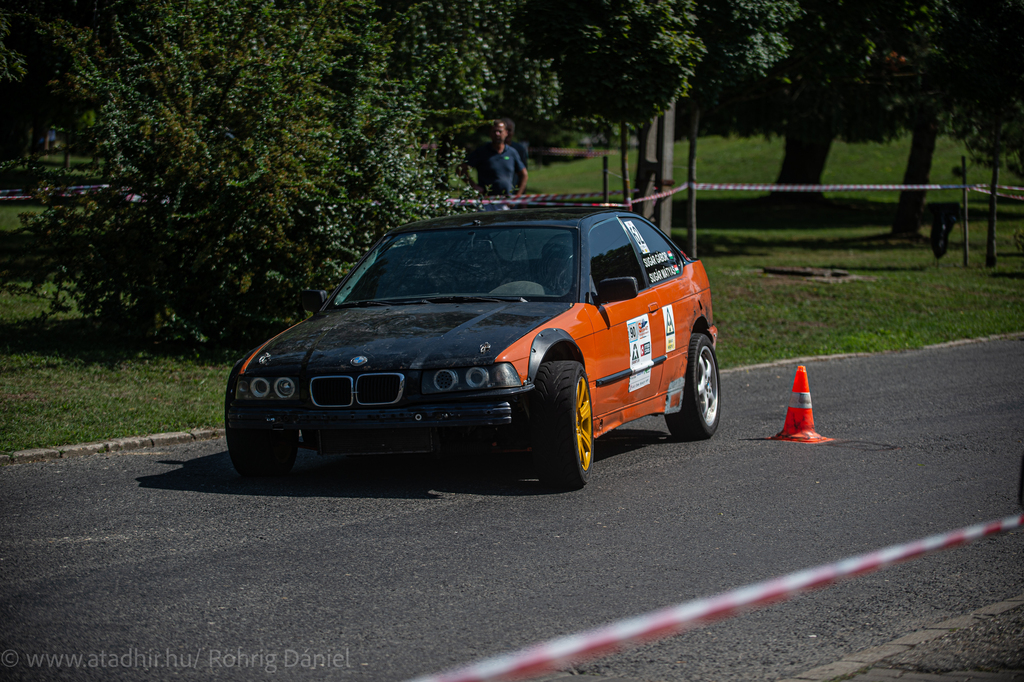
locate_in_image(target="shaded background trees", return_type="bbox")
[11,0,454,344]
[521,0,704,206]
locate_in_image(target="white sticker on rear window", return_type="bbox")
[622,220,650,254]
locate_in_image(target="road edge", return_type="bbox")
[4,428,226,466]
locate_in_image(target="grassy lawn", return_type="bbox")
[2,136,1023,455]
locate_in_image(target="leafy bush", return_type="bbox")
[6,0,457,346]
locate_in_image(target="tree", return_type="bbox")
[8,0,456,345]
[522,0,703,212]
[716,1,929,203]
[933,0,1024,267]
[680,0,801,254]
[0,1,100,159]
[378,0,560,139]
[0,9,27,82]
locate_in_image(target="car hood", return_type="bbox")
[249,302,573,374]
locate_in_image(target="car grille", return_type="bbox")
[309,374,404,407]
[356,373,404,405]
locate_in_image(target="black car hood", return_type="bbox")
[251,302,573,374]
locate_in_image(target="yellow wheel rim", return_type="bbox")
[575,376,593,471]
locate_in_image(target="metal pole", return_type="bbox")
[961,155,969,267]
[603,156,609,204]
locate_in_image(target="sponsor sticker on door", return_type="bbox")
[663,303,676,352]
[627,313,653,392]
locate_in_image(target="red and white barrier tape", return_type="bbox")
[406,513,1024,682]
[532,146,610,156]
[4,181,1021,205]
[0,184,110,201]
[692,182,973,192]
[971,186,1024,202]
[450,198,628,208]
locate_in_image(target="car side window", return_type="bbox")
[587,219,646,292]
[620,217,683,286]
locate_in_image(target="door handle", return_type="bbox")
[648,302,660,314]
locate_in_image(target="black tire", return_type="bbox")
[665,333,720,441]
[530,361,594,489]
[227,427,298,476]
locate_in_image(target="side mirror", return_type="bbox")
[301,289,328,313]
[596,277,638,304]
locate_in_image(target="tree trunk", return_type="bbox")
[769,136,832,203]
[987,114,1001,268]
[687,100,700,258]
[892,111,938,235]
[620,121,631,211]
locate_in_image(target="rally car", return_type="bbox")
[225,208,719,489]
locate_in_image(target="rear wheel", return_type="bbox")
[227,427,298,476]
[530,361,593,489]
[665,333,720,441]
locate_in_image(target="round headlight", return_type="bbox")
[250,377,271,398]
[466,367,489,389]
[433,369,457,391]
[274,377,296,399]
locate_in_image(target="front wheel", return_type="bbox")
[665,333,720,441]
[227,427,298,476]
[530,361,594,489]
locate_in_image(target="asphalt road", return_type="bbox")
[2,338,1022,682]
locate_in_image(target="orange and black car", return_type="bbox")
[225,208,718,489]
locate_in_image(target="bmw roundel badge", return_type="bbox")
[351,356,368,366]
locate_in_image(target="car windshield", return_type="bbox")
[331,226,578,305]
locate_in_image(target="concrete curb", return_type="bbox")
[776,593,1024,682]
[5,331,1022,467]
[5,428,225,466]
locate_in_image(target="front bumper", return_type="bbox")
[227,399,516,431]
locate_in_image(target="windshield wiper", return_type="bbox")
[419,295,526,304]
[334,300,394,308]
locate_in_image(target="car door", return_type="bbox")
[625,217,703,412]
[583,217,665,422]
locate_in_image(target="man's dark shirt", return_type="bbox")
[465,144,525,196]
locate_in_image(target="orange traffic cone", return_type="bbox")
[768,365,833,443]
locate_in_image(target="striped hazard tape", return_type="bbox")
[971,186,1024,202]
[406,513,1024,682]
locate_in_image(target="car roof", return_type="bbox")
[391,208,626,234]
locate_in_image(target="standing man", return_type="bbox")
[501,117,529,167]
[459,119,528,204]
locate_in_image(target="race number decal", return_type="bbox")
[622,220,650,254]
[663,303,676,352]
[627,313,653,392]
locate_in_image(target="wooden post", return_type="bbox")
[686,100,700,258]
[656,101,675,233]
[987,116,1000,268]
[631,102,676,233]
[621,122,631,211]
[603,156,609,204]
[961,156,969,267]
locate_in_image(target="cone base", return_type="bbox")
[768,430,833,443]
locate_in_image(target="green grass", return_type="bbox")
[2,136,1023,455]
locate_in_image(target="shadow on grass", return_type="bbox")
[678,197,898,232]
[135,424,663,499]
[694,230,931,261]
[0,315,243,367]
